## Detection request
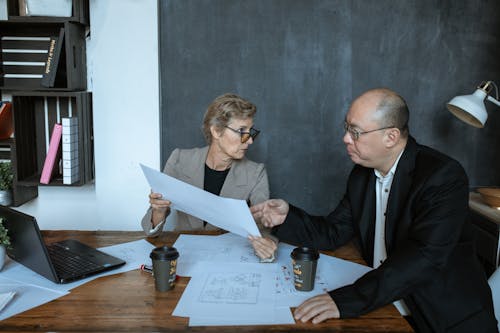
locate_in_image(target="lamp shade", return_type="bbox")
[446,89,488,128]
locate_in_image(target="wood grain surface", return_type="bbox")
[0,231,413,332]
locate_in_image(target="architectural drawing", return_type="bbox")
[199,272,261,304]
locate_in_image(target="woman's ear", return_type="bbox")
[210,125,222,141]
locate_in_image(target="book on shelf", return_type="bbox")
[61,117,79,185]
[40,123,62,184]
[41,27,65,88]
[0,101,13,140]
[63,164,78,184]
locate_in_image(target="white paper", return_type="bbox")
[173,262,278,322]
[188,306,295,326]
[274,243,372,307]
[140,164,261,238]
[97,239,156,273]
[0,291,16,312]
[0,239,156,321]
[173,233,260,276]
[0,277,68,321]
[172,233,373,312]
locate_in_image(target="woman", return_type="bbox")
[141,93,277,261]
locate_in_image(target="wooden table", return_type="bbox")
[1,231,413,332]
[469,192,500,276]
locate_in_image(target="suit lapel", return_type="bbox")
[358,172,376,265]
[385,137,417,253]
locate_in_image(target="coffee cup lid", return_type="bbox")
[150,246,179,260]
[291,247,319,261]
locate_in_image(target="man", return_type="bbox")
[251,88,498,332]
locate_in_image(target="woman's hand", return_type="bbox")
[149,191,171,227]
[248,236,277,261]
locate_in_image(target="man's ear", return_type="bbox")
[384,128,401,148]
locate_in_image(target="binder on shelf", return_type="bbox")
[40,123,62,184]
[63,173,79,185]
[61,117,79,185]
[61,117,78,127]
[62,148,78,160]
[41,27,65,88]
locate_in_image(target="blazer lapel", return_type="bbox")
[220,159,247,198]
[385,137,417,253]
[180,146,208,190]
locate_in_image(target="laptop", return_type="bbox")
[0,206,126,283]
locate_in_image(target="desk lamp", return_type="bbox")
[446,81,500,128]
[447,81,500,209]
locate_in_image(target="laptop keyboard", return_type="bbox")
[47,244,102,277]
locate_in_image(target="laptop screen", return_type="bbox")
[0,206,59,282]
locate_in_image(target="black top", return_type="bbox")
[203,164,230,227]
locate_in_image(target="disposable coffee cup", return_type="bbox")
[150,246,179,292]
[290,247,319,291]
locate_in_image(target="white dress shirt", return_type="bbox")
[373,151,411,316]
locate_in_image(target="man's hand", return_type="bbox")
[250,199,289,228]
[294,293,340,324]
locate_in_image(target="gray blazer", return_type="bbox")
[141,146,270,236]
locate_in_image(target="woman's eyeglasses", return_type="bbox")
[224,126,260,143]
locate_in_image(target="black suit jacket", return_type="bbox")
[273,136,497,333]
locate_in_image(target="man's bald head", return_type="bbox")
[352,88,409,137]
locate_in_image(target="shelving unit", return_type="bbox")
[0,20,87,90]
[12,91,93,186]
[0,138,37,206]
[6,0,89,25]
[0,0,92,205]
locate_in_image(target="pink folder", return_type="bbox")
[40,123,62,184]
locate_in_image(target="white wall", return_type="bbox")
[16,0,160,230]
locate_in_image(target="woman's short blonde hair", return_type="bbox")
[202,93,257,144]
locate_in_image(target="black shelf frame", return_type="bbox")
[0,137,38,206]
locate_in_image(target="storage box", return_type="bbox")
[0,21,87,90]
[11,91,93,186]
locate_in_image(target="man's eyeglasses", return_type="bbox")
[343,122,395,141]
[224,126,260,143]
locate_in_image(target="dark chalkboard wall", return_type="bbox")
[159,0,500,215]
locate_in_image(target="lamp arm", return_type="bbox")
[486,95,500,107]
